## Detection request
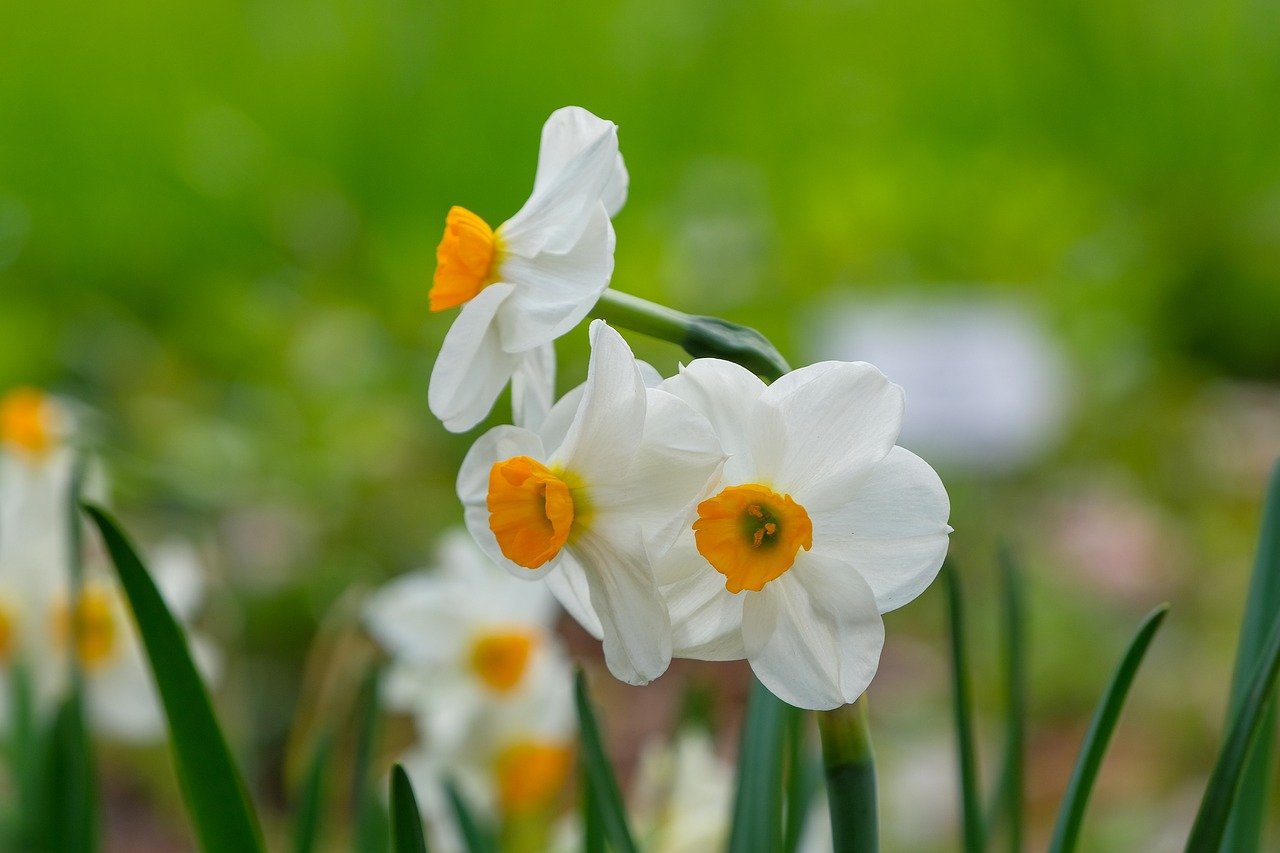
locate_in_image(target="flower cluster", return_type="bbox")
[0,388,218,741]
[424,107,952,711]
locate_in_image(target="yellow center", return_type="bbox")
[0,603,16,664]
[487,456,576,570]
[54,584,118,671]
[430,206,500,311]
[468,629,537,693]
[693,484,813,594]
[495,740,574,816]
[0,388,58,457]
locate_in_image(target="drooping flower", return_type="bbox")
[364,528,567,749]
[647,359,951,710]
[428,107,629,433]
[457,321,724,685]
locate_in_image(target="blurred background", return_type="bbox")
[2,0,1279,848]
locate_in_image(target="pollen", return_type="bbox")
[468,629,538,693]
[693,483,813,594]
[495,740,574,816]
[53,583,118,671]
[430,206,500,312]
[487,456,576,569]
[0,388,58,457]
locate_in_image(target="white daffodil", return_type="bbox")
[364,528,567,749]
[632,729,734,853]
[457,321,724,685]
[428,106,629,433]
[647,359,951,710]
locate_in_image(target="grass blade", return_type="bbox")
[391,764,430,853]
[351,667,389,853]
[944,562,984,853]
[1048,604,1169,853]
[83,503,265,853]
[445,779,495,853]
[574,668,637,853]
[818,698,877,852]
[1185,611,1280,850]
[1220,461,1280,852]
[993,545,1026,851]
[729,676,794,853]
[293,732,333,853]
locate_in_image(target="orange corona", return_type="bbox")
[54,584,118,671]
[495,740,573,815]
[487,456,575,569]
[0,388,58,457]
[468,630,537,693]
[693,484,813,593]
[430,206,499,311]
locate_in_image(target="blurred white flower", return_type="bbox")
[631,729,734,853]
[363,528,566,749]
[429,106,629,433]
[808,296,1071,473]
[457,321,724,686]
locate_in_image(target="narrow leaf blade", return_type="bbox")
[994,545,1027,851]
[574,669,637,853]
[293,733,333,853]
[42,689,97,853]
[391,764,430,853]
[1048,604,1169,853]
[446,779,495,853]
[944,562,984,853]
[729,676,795,853]
[83,504,265,853]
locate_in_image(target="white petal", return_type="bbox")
[456,425,545,507]
[810,446,951,613]
[503,108,619,257]
[742,555,884,710]
[511,343,557,431]
[570,530,671,685]
[549,321,645,485]
[656,537,746,661]
[428,284,521,433]
[87,653,166,741]
[545,552,604,638]
[363,571,473,661]
[150,541,204,623]
[762,361,904,505]
[495,203,614,353]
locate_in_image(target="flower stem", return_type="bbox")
[818,697,878,853]
[594,289,791,381]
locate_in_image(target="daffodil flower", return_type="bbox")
[648,359,951,710]
[364,528,568,749]
[457,321,724,685]
[428,107,629,433]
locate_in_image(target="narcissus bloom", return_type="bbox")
[429,107,629,433]
[364,529,569,748]
[457,321,723,685]
[651,359,951,710]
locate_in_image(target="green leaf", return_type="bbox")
[582,767,606,853]
[83,503,265,853]
[1048,604,1169,853]
[729,676,794,853]
[391,764,430,853]
[992,545,1026,851]
[1185,610,1280,851]
[351,667,390,853]
[817,698,877,853]
[944,562,984,853]
[1220,461,1280,852]
[294,732,333,853]
[7,663,43,848]
[574,668,637,853]
[445,779,495,853]
[782,711,819,853]
[41,688,97,853]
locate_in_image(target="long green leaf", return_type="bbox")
[445,780,495,853]
[1048,604,1169,853]
[351,667,389,853]
[582,765,605,853]
[994,545,1026,851]
[729,676,794,853]
[391,764,430,853]
[574,668,637,853]
[1220,461,1280,852]
[42,688,97,853]
[1185,610,1280,850]
[83,504,265,853]
[294,732,333,853]
[783,710,819,853]
[818,698,877,853]
[7,663,43,848]
[944,562,984,853]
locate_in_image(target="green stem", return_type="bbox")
[818,698,878,853]
[593,289,791,381]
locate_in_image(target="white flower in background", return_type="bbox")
[645,359,951,710]
[457,321,724,685]
[429,106,629,433]
[402,668,577,852]
[807,297,1071,473]
[0,388,219,740]
[364,528,566,748]
[631,729,734,853]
